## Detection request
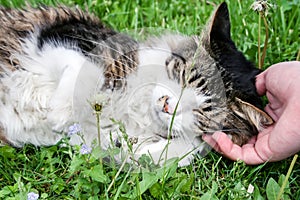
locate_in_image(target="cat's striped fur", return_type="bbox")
[0,2,273,165]
[0,6,138,89]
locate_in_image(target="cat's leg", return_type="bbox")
[0,126,10,146]
[0,36,103,146]
[26,44,103,134]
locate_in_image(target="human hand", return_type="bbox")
[202,61,300,164]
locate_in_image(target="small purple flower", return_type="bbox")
[80,144,92,154]
[27,192,39,200]
[68,123,82,136]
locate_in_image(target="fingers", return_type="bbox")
[202,132,233,156]
[211,132,233,154]
[255,72,267,96]
[201,133,222,153]
[202,132,267,165]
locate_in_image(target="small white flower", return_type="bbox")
[247,184,255,194]
[68,123,82,136]
[80,144,92,154]
[27,192,39,200]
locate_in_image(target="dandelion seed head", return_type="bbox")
[80,144,92,154]
[251,0,269,12]
[90,94,108,112]
[27,192,39,200]
[68,123,82,136]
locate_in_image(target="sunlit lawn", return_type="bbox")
[0,0,299,199]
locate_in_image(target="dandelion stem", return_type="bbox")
[258,12,262,69]
[96,112,101,146]
[96,110,102,166]
[276,154,298,200]
[261,12,269,68]
[297,49,300,61]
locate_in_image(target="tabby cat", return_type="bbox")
[0,2,273,166]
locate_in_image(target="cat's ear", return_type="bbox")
[210,2,231,44]
[204,2,236,59]
[203,3,262,108]
[234,97,273,132]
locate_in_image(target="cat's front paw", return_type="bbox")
[47,104,72,132]
[165,55,186,84]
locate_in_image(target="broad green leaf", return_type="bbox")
[41,193,49,199]
[200,181,219,200]
[266,178,280,200]
[174,178,187,194]
[0,146,16,158]
[91,146,118,160]
[200,192,219,200]
[173,172,193,194]
[149,183,161,198]
[69,156,84,173]
[0,186,13,198]
[211,181,218,194]
[130,172,159,198]
[180,173,194,193]
[51,178,66,194]
[156,157,179,180]
[139,172,159,194]
[88,196,99,200]
[84,165,108,183]
[253,185,264,200]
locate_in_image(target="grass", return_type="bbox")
[0,0,299,199]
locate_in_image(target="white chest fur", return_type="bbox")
[0,35,102,146]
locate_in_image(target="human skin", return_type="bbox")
[202,61,300,165]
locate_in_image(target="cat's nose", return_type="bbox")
[163,96,175,115]
[157,95,171,114]
[163,101,170,113]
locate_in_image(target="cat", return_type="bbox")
[0,2,273,166]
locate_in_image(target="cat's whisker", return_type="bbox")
[202,128,240,134]
[86,50,137,73]
[86,51,137,75]
[139,46,173,55]
[65,35,139,69]
[72,52,136,79]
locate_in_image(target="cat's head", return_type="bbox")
[166,2,261,102]
[163,2,273,145]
